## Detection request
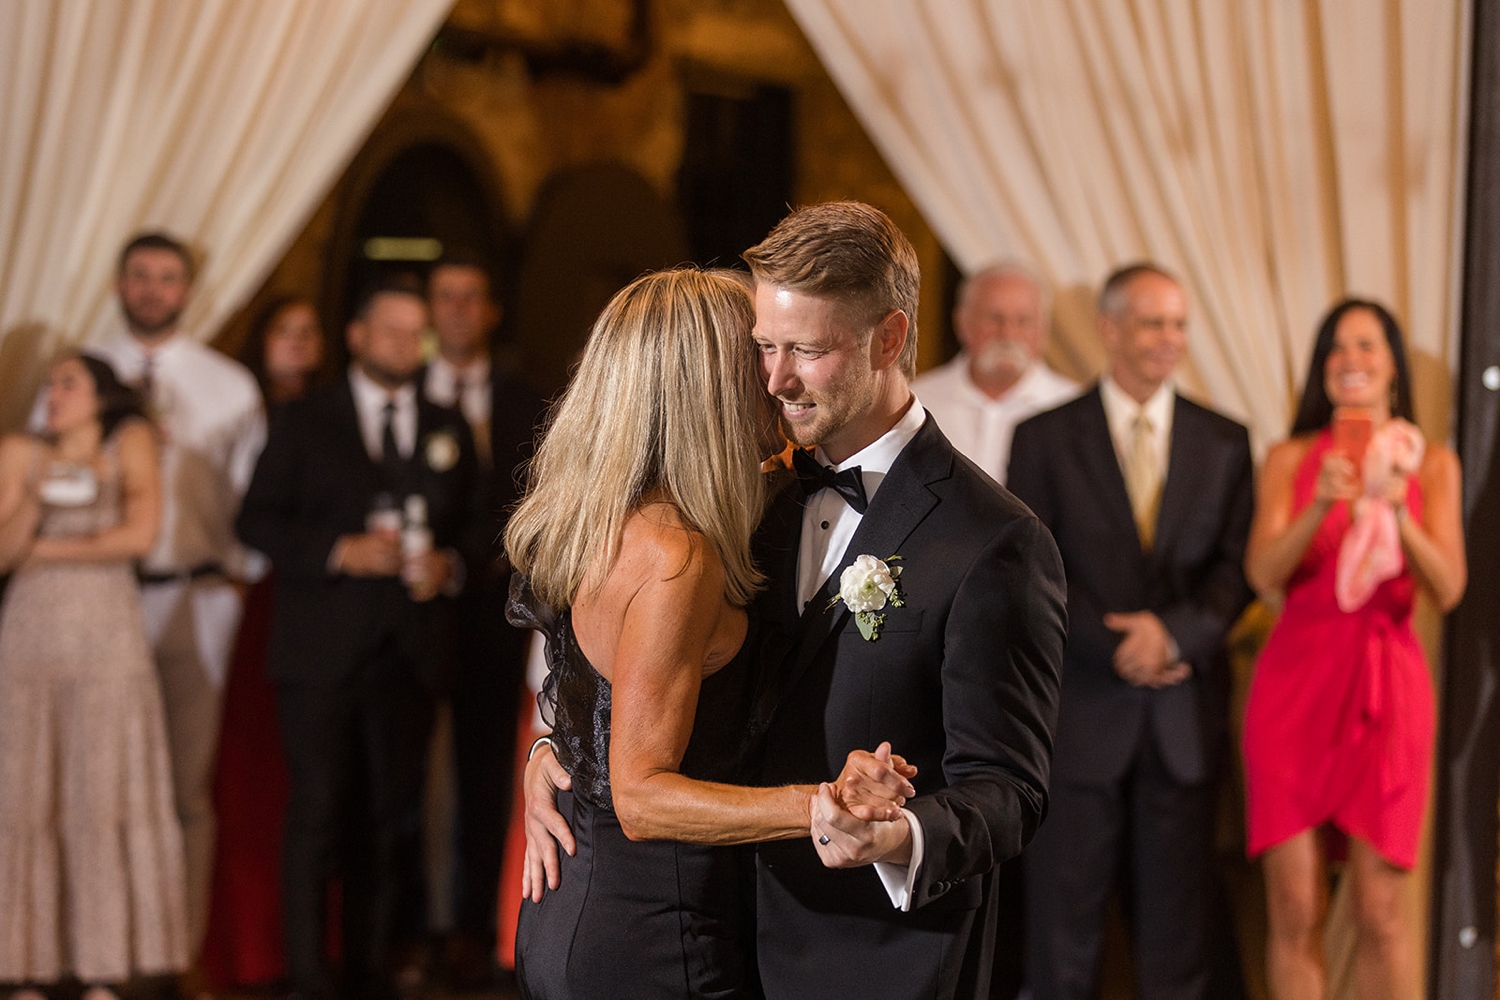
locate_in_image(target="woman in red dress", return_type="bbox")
[1243,299,1466,1000]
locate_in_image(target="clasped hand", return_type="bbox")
[809,741,917,870]
[1103,610,1189,688]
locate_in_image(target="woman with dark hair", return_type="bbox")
[238,296,328,405]
[200,296,326,989]
[0,353,185,1000]
[1243,300,1466,999]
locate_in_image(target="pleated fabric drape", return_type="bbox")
[785,0,1471,453]
[0,0,454,429]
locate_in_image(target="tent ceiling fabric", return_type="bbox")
[784,0,1472,452]
[0,0,453,357]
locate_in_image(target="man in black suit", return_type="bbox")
[737,202,1066,999]
[419,255,542,981]
[523,202,1065,999]
[1007,263,1254,1000]
[237,279,483,1000]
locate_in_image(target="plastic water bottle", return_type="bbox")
[401,494,433,586]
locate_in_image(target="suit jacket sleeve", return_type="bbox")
[1157,422,1255,669]
[904,513,1067,908]
[236,403,345,582]
[1006,419,1120,675]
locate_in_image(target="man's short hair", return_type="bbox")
[742,201,921,378]
[1098,262,1179,319]
[352,271,426,322]
[118,231,196,283]
[427,249,497,299]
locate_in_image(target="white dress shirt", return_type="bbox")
[911,356,1078,486]
[795,397,927,910]
[348,366,418,463]
[78,331,265,578]
[423,355,492,429]
[1098,374,1175,487]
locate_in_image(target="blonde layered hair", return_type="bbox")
[504,269,770,609]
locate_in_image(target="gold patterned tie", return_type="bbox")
[1125,412,1160,550]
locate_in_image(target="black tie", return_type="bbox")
[138,355,155,407]
[380,400,405,486]
[792,447,868,514]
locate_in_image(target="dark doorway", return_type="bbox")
[513,163,689,397]
[678,75,793,270]
[341,142,508,334]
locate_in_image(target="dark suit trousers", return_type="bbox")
[450,591,528,937]
[1024,732,1216,1000]
[277,641,432,996]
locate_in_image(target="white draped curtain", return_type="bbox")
[0,0,454,429]
[785,0,1472,453]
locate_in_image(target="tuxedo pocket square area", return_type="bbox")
[840,608,924,635]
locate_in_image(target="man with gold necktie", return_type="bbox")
[1007,263,1254,1000]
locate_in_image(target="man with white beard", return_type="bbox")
[912,264,1077,485]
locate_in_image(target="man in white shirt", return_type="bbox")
[86,232,266,962]
[1008,264,1253,1000]
[912,264,1077,486]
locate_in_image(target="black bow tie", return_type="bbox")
[792,447,868,514]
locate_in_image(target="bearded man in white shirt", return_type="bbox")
[89,232,266,962]
[911,264,1077,486]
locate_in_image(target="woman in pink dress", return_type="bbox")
[1243,299,1466,999]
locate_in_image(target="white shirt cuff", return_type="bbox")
[873,808,924,912]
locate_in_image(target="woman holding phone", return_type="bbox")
[1242,299,1466,1000]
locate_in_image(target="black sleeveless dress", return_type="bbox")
[506,576,765,1000]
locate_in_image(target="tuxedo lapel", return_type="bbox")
[1078,388,1141,544]
[773,420,947,707]
[1150,396,1199,561]
[334,376,385,492]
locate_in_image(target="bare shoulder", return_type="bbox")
[620,503,723,590]
[1258,436,1313,489]
[1265,435,1314,471]
[0,433,38,466]
[113,419,160,461]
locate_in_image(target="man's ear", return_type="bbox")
[346,319,365,356]
[1096,312,1117,354]
[870,309,909,371]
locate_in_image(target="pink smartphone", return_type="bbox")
[1331,407,1374,466]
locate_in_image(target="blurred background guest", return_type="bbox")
[202,296,330,991]
[70,233,266,979]
[241,296,331,406]
[912,262,1077,486]
[0,353,185,1000]
[237,278,482,1000]
[1010,263,1254,1000]
[1243,300,1466,1000]
[411,256,541,988]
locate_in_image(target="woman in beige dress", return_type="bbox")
[0,353,187,1000]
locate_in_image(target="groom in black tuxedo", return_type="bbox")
[237,278,484,1000]
[738,202,1066,1000]
[523,203,1066,1000]
[1007,263,1253,999]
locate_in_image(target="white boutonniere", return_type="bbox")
[424,430,460,472]
[828,554,905,641]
